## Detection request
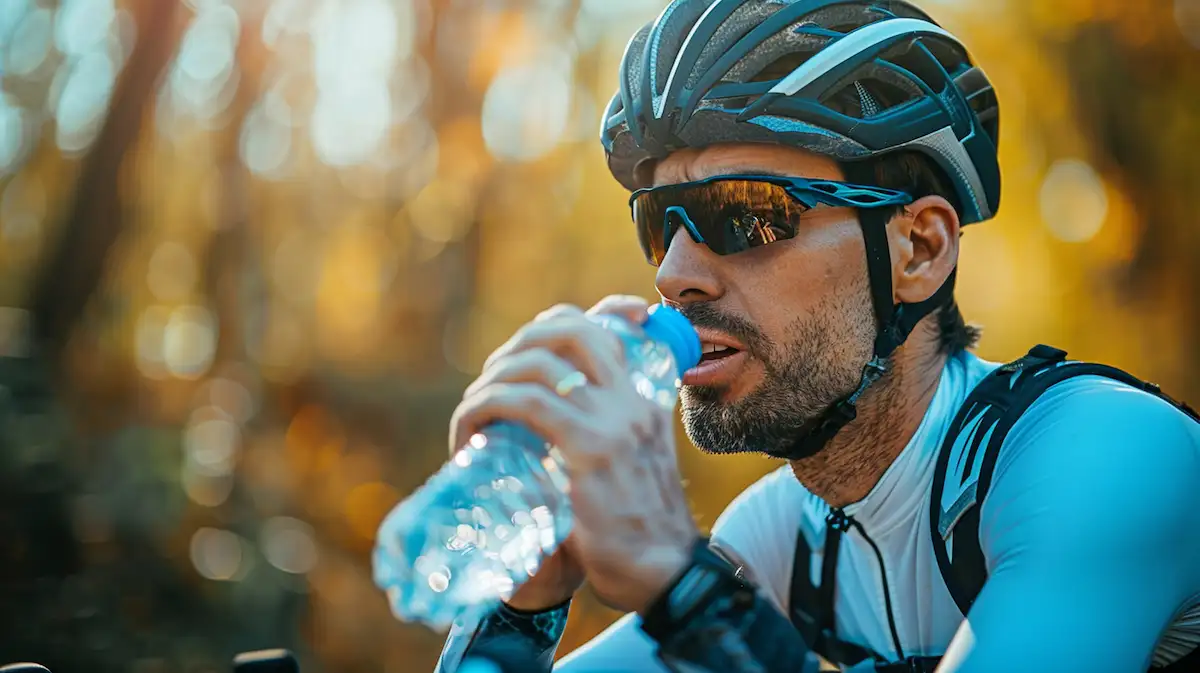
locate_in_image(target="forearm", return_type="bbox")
[435,599,571,673]
[434,540,822,673]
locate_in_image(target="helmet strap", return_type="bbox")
[765,209,957,461]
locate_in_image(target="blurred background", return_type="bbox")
[1,0,1198,671]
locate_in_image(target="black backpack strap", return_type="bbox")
[929,344,1070,615]
[930,344,1200,617]
[788,521,880,668]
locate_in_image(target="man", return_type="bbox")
[433,1,1200,671]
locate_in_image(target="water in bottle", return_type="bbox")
[372,304,700,629]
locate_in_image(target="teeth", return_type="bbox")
[702,343,731,354]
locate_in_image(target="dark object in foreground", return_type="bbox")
[232,650,299,673]
[0,665,52,673]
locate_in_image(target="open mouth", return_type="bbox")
[700,343,741,362]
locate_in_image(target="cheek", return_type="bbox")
[796,223,868,305]
[773,224,864,301]
[726,225,864,345]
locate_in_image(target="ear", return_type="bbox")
[887,195,960,304]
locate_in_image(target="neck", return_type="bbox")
[789,329,948,509]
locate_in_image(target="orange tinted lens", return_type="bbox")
[632,191,668,265]
[633,180,805,265]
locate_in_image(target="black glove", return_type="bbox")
[640,538,821,673]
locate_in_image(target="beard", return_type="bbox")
[678,283,879,458]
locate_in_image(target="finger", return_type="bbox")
[535,303,585,322]
[450,383,586,454]
[475,304,582,379]
[483,317,623,387]
[559,411,686,519]
[585,295,653,326]
[464,348,584,401]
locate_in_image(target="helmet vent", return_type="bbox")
[823,76,912,118]
[855,81,881,117]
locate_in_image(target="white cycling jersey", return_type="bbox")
[557,349,1200,672]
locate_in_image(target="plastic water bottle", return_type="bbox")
[372,304,701,630]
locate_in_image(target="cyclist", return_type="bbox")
[434,1,1200,671]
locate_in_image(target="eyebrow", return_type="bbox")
[654,168,810,187]
[749,168,788,176]
[712,168,791,179]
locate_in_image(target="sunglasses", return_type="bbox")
[629,174,914,266]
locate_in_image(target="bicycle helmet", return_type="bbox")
[600,0,1001,459]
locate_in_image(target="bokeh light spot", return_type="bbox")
[5,6,53,78]
[55,0,117,58]
[55,50,118,153]
[185,408,241,476]
[307,0,402,168]
[207,377,256,424]
[1176,0,1200,48]
[0,0,34,43]
[1039,159,1108,243]
[182,468,234,507]
[311,0,405,84]
[482,58,572,161]
[262,0,311,48]
[239,95,293,178]
[163,305,218,379]
[311,81,391,167]
[179,4,240,82]
[261,516,319,574]
[136,306,173,379]
[0,95,27,175]
[190,528,244,581]
[168,3,241,123]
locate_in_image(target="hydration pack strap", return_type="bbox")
[788,520,941,671]
[787,523,879,667]
[929,344,1200,617]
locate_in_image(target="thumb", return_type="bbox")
[585,295,653,326]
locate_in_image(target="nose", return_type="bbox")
[655,226,724,306]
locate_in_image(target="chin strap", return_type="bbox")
[767,212,958,462]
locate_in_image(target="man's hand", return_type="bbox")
[449,295,700,614]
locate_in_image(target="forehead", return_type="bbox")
[650,143,846,187]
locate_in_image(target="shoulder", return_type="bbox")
[982,372,1200,569]
[994,374,1200,487]
[713,465,810,526]
[710,466,814,612]
[962,374,1200,667]
[712,465,824,546]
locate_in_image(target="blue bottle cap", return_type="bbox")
[643,304,701,371]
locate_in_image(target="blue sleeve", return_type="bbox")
[555,613,673,673]
[938,380,1200,672]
